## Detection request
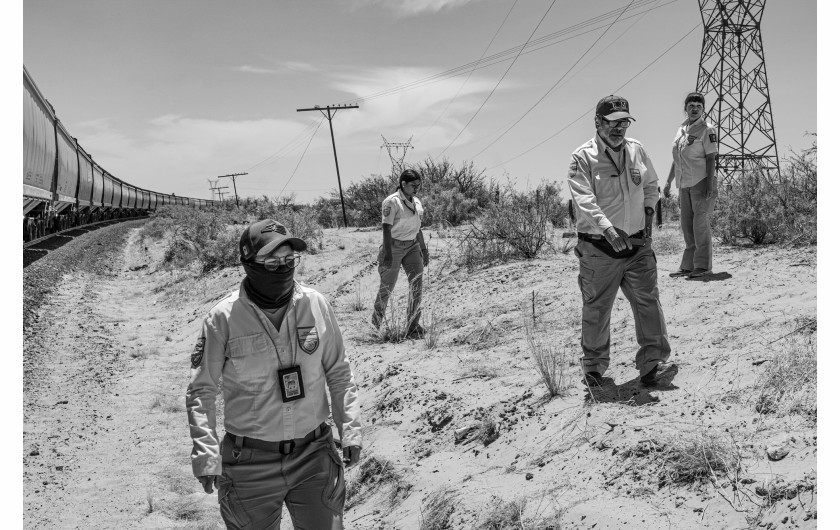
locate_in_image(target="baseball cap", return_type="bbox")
[239,219,307,262]
[596,95,635,121]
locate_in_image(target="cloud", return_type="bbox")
[235,61,319,75]
[346,0,482,16]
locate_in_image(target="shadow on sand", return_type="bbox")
[686,271,732,282]
[582,365,679,405]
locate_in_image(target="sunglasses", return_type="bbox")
[601,117,632,128]
[255,254,301,271]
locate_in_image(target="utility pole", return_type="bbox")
[696,0,780,184]
[214,185,229,202]
[296,104,359,228]
[381,135,414,178]
[208,179,219,201]
[217,172,247,207]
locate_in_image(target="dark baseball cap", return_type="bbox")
[239,219,307,261]
[596,95,635,121]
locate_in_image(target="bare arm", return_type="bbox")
[381,224,393,267]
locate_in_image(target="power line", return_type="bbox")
[487,22,702,170]
[438,0,557,157]
[416,0,520,142]
[245,118,324,172]
[279,117,325,197]
[335,0,666,106]
[470,0,639,160]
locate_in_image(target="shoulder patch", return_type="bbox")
[297,326,319,354]
[191,337,206,368]
[383,205,392,217]
[709,133,717,143]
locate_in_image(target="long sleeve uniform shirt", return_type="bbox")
[186,282,362,477]
[381,190,423,242]
[671,117,718,189]
[568,134,660,236]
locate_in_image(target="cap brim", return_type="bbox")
[602,112,635,121]
[256,237,307,258]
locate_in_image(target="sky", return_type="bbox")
[20,0,817,204]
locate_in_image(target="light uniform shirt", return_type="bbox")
[186,282,362,477]
[672,117,717,188]
[568,134,660,236]
[381,190,423,242]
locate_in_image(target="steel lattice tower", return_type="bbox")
[381,135,414,177]
[696,0,780,184]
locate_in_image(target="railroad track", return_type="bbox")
[23,216,147,268]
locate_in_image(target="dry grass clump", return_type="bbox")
[657,430,741,486]
[477,411,501,446]
[754,333,816,420]
[522,295,572,398]
[651,222,685,255]
[477,495,566,530]
[345,455,401,508]
[419,487,459,530]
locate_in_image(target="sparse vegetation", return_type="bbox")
[522,293,572,398]
[477,495,566,529]
[419,487,458,530]
[754,331,817,420]
[345,455,401,508]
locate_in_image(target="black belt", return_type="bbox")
[578,230,645,246]
[226,422,328,455]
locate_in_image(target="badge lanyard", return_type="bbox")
[605,147,625,178]
[250,297,305,402]
[400,191,416,214]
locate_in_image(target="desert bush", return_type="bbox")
[345,455,401,508]
[477,411,500,446]
[337,174,396,226]
[419,487,458,530]
[459,183,564,269]
[658,431,740,486]
[754,331,816,420]
[713,137,816,245]
[477,496,565,530]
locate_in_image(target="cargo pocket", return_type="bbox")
[217,476,249,529]
[321,445,346,515]
[578,263,596,304]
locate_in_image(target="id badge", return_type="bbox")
[278,365,305,402]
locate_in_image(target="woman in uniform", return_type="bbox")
[371,169,429,338]
[663,92,718,279]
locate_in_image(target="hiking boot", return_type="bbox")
[583,371,603,386]
[668,269,692,278]
[688,268,710,278]
[640,362,677,387]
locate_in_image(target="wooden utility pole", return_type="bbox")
[217,172,247,207]
[296,104,359,228]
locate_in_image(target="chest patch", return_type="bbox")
[687,135,696,145]
[191,337,206,368]
[630,168,641,186]
[297,326,319,354]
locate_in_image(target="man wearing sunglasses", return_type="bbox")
[567,95,674,390]
[186,219,362,529]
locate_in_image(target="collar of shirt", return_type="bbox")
[594,134,626,175]
[238,281,304,309]
[681,117,707,133]
[398,189,417,213]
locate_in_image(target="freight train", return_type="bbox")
[23,66,215,243]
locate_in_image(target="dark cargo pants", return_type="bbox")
[372,239,423,330]
[679,183,716,272]
[217,425,345,530]
[575,239,671,376]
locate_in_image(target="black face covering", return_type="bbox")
[241,261,295,309]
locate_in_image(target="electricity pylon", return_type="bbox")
[380,135,414,178]
[696,0,780,184]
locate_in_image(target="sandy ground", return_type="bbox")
[22,222,817,529]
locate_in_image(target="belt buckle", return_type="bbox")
[279,440,296,455]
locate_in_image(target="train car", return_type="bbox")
[23,65,215,243]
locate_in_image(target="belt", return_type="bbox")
[225,422,328,455]
[578,230,646,246]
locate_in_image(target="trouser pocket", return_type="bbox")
[217,476,249,529]
[321,445,346,515]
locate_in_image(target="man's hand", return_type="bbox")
[198,475,220,494]
[421,248,429,267]
[663,182,672,198]
[604,226,631,252]
[343,445,361,467]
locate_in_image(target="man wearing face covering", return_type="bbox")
[186,220,362,530]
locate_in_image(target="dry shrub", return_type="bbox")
[478,411,500,446]
[754,331,816,420]
[419,487,458,530]
[477,495,565,530]
[376,275,422,343]
[651,222,685,256]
